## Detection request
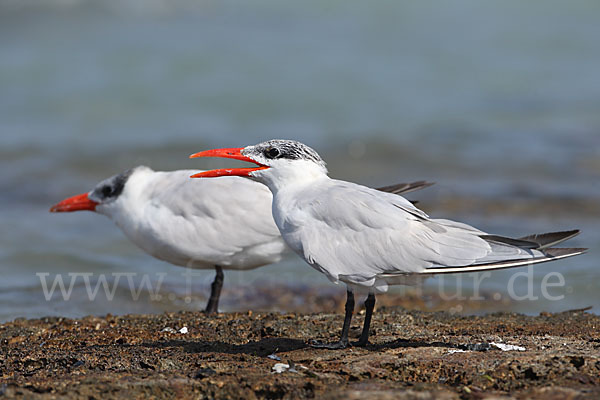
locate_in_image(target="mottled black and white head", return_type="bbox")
[50,166,149,217]
[190,139,328,189]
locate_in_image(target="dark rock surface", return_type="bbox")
[1,307,599,399]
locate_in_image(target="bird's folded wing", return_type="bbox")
[143,171,282,260]
[289,181,546,284]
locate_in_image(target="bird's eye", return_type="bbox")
[101,185,112,197]
[265,147,280,159]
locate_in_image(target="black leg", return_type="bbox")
[204,266,224,314]
[355,293,376,347]
[311,290,355,349]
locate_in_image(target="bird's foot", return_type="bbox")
[309,339,350,350]
[353,338,369,348]
[203,305,219,315]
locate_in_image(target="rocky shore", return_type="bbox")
[1,305,599,399]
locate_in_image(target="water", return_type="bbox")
[1,0,599,322]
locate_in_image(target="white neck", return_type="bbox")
[250,160,329,193]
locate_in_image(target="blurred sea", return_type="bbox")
[0,0,598,322]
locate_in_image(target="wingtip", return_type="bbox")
[417,180,436,188]
[407,180,436,191]
[518,229,582,250]
[557,229,581,237]
[545,247,588,258]
[375,180,436,196]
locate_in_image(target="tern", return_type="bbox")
[50,165,432,314]
[190,139,587,348]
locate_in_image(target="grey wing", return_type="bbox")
[144,171,284,265]
[287,181,579,287]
